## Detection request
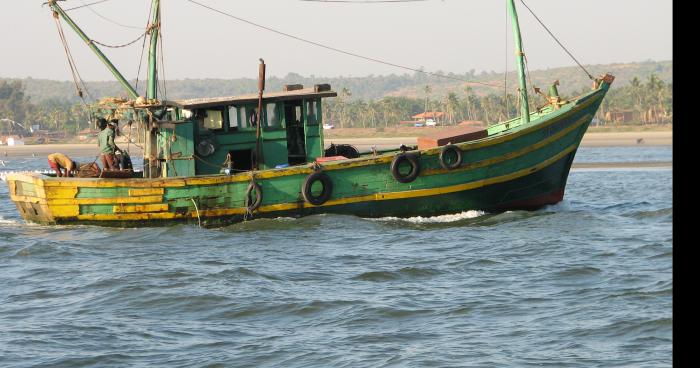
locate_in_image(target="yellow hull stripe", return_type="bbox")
[47,195,163,206]
[65,142,578,222]
[422,114,590,176]
[6,90,602,189]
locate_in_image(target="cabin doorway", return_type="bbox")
[227,149,254,172]
[285,102,306,165]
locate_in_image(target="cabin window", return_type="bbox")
[202,109,223,130]
[306,99,318,125]
[266,103,282,128]
[228,106,240,129]
[248,106,260,128]
[236,105,258,129]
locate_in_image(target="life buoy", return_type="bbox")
[390,153,420,183]
[302,171,333,205]
[245,182,263,211]
[439,144,463,170]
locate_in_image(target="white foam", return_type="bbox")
[0,170,51,182]
[374,210,486,224]
[0,216,20,225]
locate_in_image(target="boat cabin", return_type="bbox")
[142,84,336,178]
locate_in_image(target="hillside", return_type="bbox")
[2,60,671,104]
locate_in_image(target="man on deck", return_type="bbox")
[47,153,77,177]
[98,119,121,170]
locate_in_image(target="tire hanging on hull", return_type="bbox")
[302,171,333,206]
[390,153,420,183]
[439,144,463,170]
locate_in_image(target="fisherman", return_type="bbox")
[47,152,77,177]
[98,119,121,170]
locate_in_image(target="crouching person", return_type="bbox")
[47,153,77,177]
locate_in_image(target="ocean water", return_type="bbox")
[0,146,672,367]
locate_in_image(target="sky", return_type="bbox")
[0,0,672,81]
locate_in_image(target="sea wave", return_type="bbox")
[373,210,486,224]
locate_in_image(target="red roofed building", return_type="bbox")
[411,112,446,121]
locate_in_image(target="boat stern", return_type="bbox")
[5,173,57,224]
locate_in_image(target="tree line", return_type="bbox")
[1,72,672,136]
[322,73,673,128]
[0,80,90,136]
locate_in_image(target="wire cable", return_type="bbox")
[184,0,503,88]
[519,0,594,80]
[74,0,146,30]
[64,0,111,12]
[300,0,435,3]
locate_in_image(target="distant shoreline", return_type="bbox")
[0,131,673,159]
[0,131,671,158]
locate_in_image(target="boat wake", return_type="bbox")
[373,210,486,224]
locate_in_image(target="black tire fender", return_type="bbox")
[439,144,463,170]
[390,153,420,183]
[302,171,333,206]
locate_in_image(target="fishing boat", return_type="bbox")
[6,0,613,227]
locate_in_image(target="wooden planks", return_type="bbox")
[417,126,489,150]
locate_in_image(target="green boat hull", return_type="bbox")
[7,81,610,228]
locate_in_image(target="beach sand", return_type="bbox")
[0,131,671,158]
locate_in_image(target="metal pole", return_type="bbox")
[255,59,266,169]
[48,0,139,99]
[507,0,530,123]
[147,0,161,100]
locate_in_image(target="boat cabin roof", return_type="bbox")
[175,85,337,110]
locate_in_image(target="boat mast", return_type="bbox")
[507,0,530,123]
[146,0,161,101]
[47,0,139,99]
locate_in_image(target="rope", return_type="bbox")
[75,0,145,30]
[53,12,92,102]
[158,24,168,101]
[190,198,202,227]
[64,0,111,12]
[135,3,154,93]
[192,153,247,173]
[91,32,146,49]
[519,0,595,80]
[185,0,503,88]
[300,0,434,2]
[504,2,508,119]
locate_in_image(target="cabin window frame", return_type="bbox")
[198,107,226,132]
[264,102,285,131]
[228,105,242,132]
[305,99,321,126]
[231,104,260,131]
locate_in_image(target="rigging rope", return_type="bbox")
[299,0,436,2]
[135,3,155,93]
[53,12,91,101]
[158,27,168,101]
[504,2,508,119]
[518,0,594,80]
[74,0,145,30]
[184,0,503,88]
[64,0,111,12]
[91,32,146,49]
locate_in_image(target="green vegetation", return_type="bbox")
[0,80,90,136]
[0,60,672,135]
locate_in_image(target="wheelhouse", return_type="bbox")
[142,84,336,178]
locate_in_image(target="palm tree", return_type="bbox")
[423,85,432,122]
[335,87,351,129]
[629,77,644,124]
[445,92,460,125]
